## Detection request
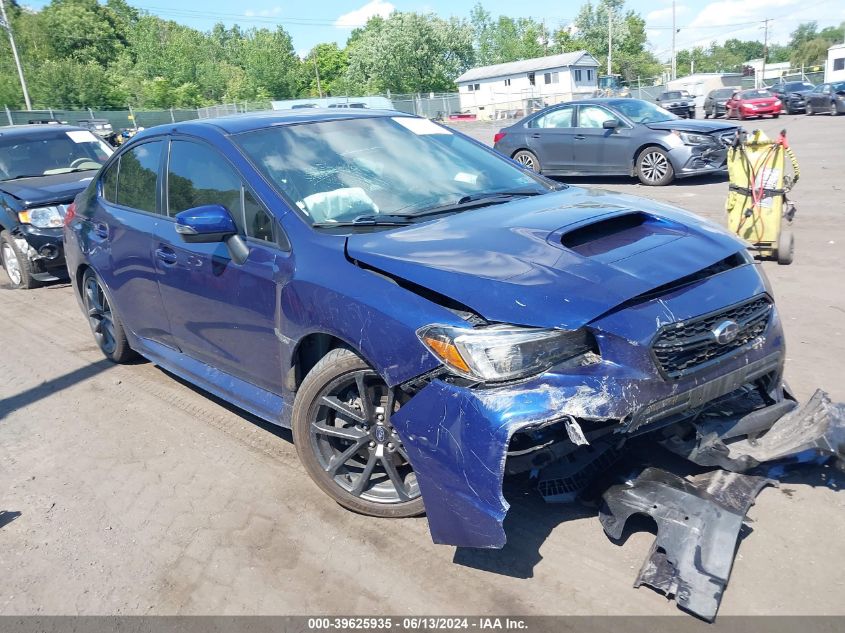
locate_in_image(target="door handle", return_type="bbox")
[93,222,109,239]
[530,133,541,138]
[574,135,586,141]
[155,247,177,265]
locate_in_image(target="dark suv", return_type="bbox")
[703,87,740,118]
[767,81,816,114]
[655,91,696,118]
[0,124,112,288]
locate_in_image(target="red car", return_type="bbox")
[725,89,782,120]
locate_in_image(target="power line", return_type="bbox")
[0,0,31,110]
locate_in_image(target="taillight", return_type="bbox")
[63,202,76,227]
[493,131,506,144]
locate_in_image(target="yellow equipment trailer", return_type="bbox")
[725,129,799,264]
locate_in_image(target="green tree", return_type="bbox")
[470,4,547,65]
[345,12,474,94]
[304,43,350,96]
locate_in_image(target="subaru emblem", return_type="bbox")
[712,319,740,345]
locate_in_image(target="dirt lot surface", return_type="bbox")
[1,112,843,616]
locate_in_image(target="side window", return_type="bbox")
[101,160,118,203]
[167,140,274,243]
[243,189,274,243]
[577,105,618,129]
[168,140,241,219]
[530,106,574,129]
[116,141,162,213]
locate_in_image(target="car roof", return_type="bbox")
[134,108,411,138]
[0,123,93,138]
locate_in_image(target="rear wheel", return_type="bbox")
[81,268,135,363]
[512,149,540,173]
[636,147,675,186]
[806,103,815,116]
[0,230,38,289]
[292,348,425,518]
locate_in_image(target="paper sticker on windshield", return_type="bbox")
[454,172,478,184]
[66,130,98,144]
[392,117,452,135]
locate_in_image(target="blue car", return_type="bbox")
[64,110,786,549]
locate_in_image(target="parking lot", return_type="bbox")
[1,111,843,617]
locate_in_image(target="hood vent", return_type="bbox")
[561,212,651,255]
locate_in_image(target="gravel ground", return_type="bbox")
[0,111,843,616]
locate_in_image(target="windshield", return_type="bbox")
[662,91,684,99]
[0,129,112,180]
[783,82,814,91]
[833,82,845,92]
[740,89,773,99]
[611,100,677,124]
[235,116,550,226]
[712,89,735,98]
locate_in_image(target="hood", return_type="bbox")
[0,171,94,207]
[741,97,778,105]
[646,119,736,134]
[346,187,747,330]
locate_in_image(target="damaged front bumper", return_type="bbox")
[12,225,67,280]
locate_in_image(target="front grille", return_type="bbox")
[652,295,772,378]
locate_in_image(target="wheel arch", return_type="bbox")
[631,142,670,176]
[286,331,372,394]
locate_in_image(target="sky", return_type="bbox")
[23,0,845,60]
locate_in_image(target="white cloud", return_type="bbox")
[244,6,283,18]
[334,0,395,29]
[646,4,690,23]
[647,0,845,59]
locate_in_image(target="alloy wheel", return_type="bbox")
[83,275,117,356]
[640,151,670,184]
[514,151,538,172]
[1,243,21,286]
[308,369,420,504]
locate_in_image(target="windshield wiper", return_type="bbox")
[406,190,546,218]
[312,214,415,228]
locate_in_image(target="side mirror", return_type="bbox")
[175,204,237,243]
[174,204,249,265]
[602,119,620,130]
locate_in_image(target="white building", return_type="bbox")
[455,51,600,120]
[667,73,743,108]
[826,43,845,83]
[744,59,791,86]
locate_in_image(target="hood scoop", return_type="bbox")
[556,211,688,263]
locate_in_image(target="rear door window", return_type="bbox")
[101,161,118,203]
[530,106,575,129]
[167,139,275,243]
[115,141,162,213]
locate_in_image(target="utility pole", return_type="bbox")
[0,0,32,111]
[607,6,612,76]
[671,0,677,80]
[313,57,323,98]
[761,18,771,88]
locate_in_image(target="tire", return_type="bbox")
[512,149,541,173]
[806,103,814,116]
[777,228,794,265]
[1,230,39,289]
[292,348,425,518]
[636,147,675,186]
[81,268,135,363]
[773,113,780,119]
[704,109,710,119]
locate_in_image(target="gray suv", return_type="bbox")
[493,98,738,186]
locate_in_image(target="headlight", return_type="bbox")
[417,324,597,382]
[18,206,64,228]
[677,131,714,145]
[774,99,782,106]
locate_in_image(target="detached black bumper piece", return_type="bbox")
[599,468,773,621]
[661,389,845,472]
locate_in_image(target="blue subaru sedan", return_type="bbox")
[64,110,786,548]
